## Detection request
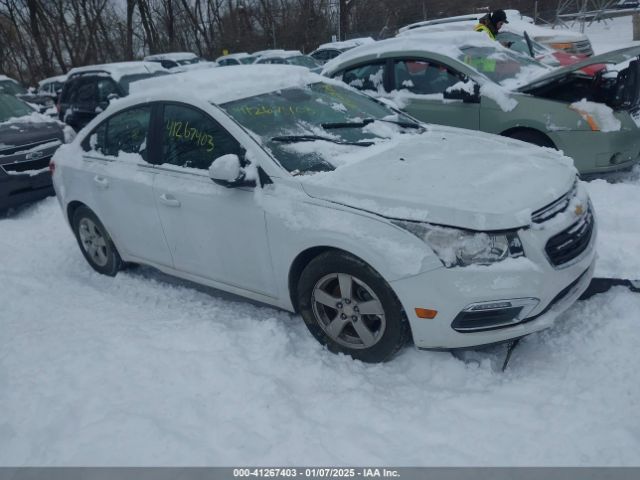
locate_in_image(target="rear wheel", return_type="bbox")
[72,206,122,276]
[297,251,410,363]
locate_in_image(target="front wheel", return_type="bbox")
[297,251,410,363]
[72,206,122,276]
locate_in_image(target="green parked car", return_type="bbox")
[322,32,640,176]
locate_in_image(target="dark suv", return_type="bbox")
[0,94,65,212]
[58,62,168,131]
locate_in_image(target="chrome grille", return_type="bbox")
[532,178,578,224]
[1,154,52,174]
[545,205,594,267]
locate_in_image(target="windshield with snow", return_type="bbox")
[0,80,28,96]
[0,93,33,122]
[459,46,551,89]
[222,82,422,174]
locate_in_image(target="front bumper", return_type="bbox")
[0,168,54,211]
[551,128,640,175]
[390,202,597,350]
[0,143,59,211]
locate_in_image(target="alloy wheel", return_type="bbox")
[311,273,386,349]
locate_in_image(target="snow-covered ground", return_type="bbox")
[2,16,640,467]
[566,14,640,54]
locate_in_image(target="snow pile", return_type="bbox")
[570,99,621,132]
[1,198,640,465]
[480,83,518,111]
[0,111,60,127]
[584,176,640,278]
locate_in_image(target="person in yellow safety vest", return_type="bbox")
[474,9,508,41]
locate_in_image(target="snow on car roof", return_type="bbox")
[216,52,253,61]
[38,74,67,86]
[399,10,588,42]
[315,37,375,51]
[144,52,198,62]
[397,20,547,44]
[322,32,499,72]
[129,64,323,105]
[66,61,167,81]
[252,49,288,57]
[256,50,304,59]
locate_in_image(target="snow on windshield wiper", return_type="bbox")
[321,118,423,130]
[321,119,375,129]
[270,135,374,146]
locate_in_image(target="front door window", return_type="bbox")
[162,104,242,169]
[393,59,460,95]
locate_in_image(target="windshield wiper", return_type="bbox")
[321,118,423,130]
[321,119,375,129]
[271,135,374,146]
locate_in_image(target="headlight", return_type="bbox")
[391,220,524,267]
[550,42,573,51]
[568,104,600,131]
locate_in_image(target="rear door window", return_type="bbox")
[97,78,119,103]
[82,106,151,160]
[75,79,97,103]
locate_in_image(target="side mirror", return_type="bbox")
[443,81,480,103]
[208,154,256,188]
[107,93,119,101]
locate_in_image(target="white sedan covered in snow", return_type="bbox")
[51,65,596,362]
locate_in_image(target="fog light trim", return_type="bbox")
[451,297,540,333]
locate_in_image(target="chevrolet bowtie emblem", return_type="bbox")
[575,204,584,216]
[26,150,44,160]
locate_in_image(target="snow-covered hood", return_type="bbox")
[0,120,63,155]
[300,129,576,231]
[518,45,640,92]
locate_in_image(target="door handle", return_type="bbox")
[93,175,109,189]
[159,193,181,207]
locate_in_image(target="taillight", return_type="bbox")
[49,160,55,174]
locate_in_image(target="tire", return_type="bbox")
[297,251,410,363]
[72,206,122,276]
[506,129,556,149]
